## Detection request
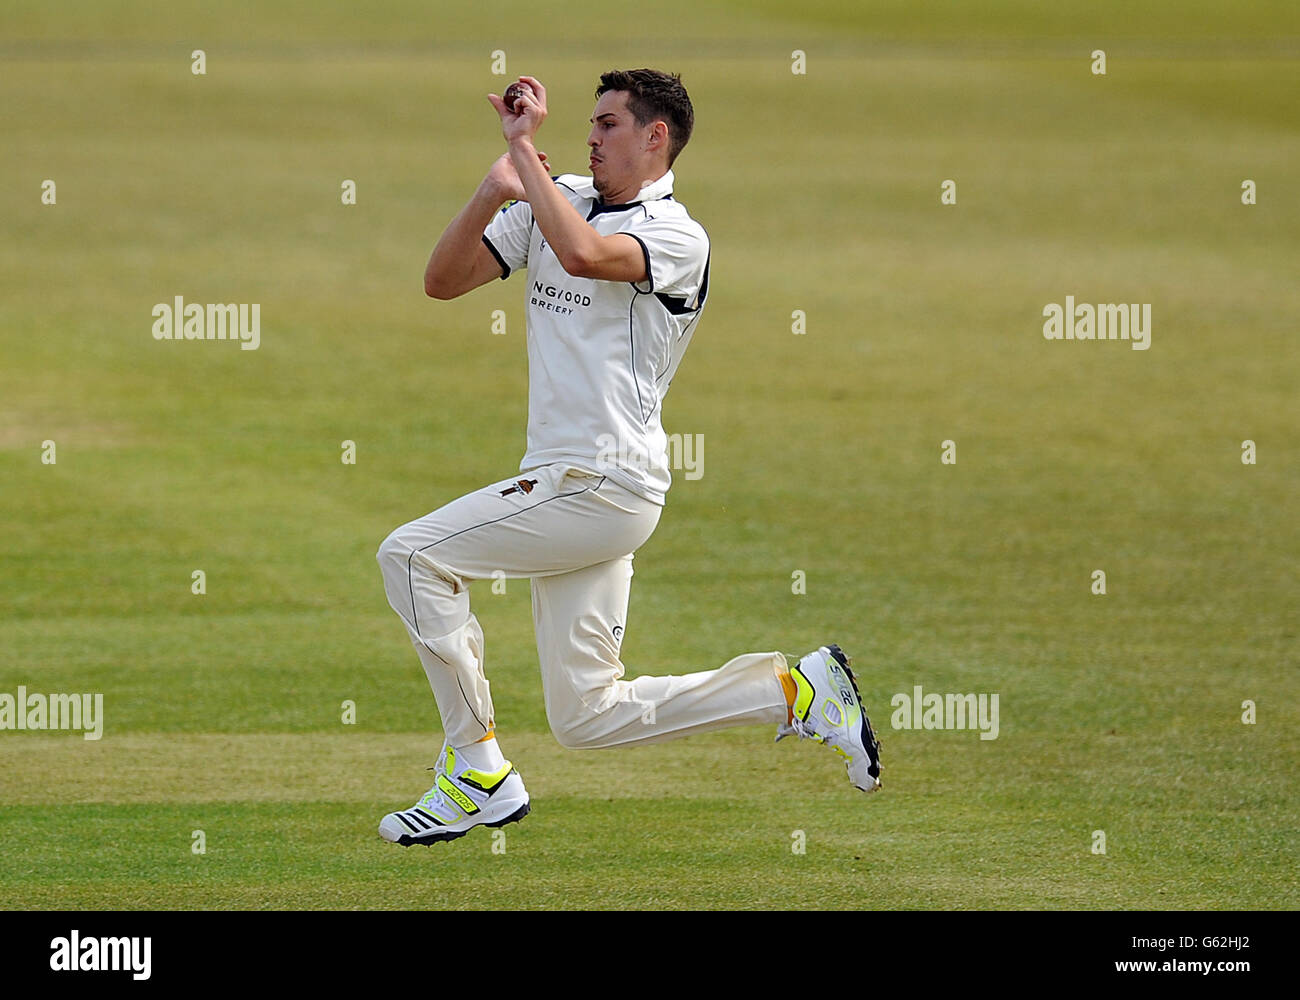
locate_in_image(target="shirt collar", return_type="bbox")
[629,169,674,203]
[585,169,675,213]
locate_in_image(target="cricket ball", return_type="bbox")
[503,82,531,113]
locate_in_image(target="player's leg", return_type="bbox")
[374,464,661,843]
[532,554,792,749]
[376,489,501,751]
[375,480,524,844]
[531,518,882,791]
[376,465,660,741]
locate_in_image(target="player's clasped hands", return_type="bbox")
[485,149,549,203]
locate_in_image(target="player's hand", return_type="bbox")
[483,149,550,203]
[487,76,548,144]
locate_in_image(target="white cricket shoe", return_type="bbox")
[378,742,530,846]
[776,643,883,793]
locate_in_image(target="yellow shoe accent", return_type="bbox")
[791,665,815,721]
[460,760,515,794]
[436,773,479,815]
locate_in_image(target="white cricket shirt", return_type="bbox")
[481,169,710,505]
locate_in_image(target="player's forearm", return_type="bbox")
[508,137,603,275]
[425,183,505,297]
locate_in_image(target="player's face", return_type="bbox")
[587,91,657,200]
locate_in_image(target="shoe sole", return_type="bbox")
[391,799,531,847]
[825,644,883,789]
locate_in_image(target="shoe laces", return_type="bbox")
[774,717,823,744]
[417,779,446,811]
[417,757,454,811]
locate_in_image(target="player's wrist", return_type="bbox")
[475,175,510,207]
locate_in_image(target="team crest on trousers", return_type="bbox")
[499,478,539,497]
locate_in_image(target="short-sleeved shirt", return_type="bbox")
[481,170,710,505]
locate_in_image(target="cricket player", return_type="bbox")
[376,69,881,845]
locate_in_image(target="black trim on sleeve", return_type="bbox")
[653,291,693,315]
[651,249,709,315]
[481,234,510,280]
[626,234,654,293]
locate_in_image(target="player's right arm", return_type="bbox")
[424,151,549,299]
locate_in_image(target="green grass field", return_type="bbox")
[1,1,1296,909]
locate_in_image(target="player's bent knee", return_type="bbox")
[549,720,600,751]
[546,688,627,750]
[375,530,422,611]
[376,527,412,568]
[546,708,603,750]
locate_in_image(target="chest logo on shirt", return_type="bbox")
[531,279,593,316]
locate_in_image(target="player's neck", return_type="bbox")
[597,167,669,206]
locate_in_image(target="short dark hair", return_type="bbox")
[596,69,694,166]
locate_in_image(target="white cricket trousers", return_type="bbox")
[377,463,788,750]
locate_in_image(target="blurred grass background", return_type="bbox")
[0,1,1296,908]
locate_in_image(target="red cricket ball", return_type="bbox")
[503,82,531,113]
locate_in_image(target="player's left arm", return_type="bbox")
[489,77,647,283]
